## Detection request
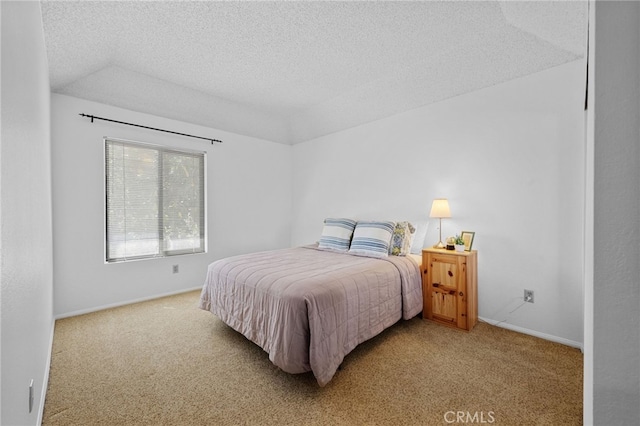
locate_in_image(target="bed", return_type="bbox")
[198,243,423,386]
[200,218,426,386]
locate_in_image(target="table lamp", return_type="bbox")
[429,198,451,249]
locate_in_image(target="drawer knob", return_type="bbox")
[459,292,464,296]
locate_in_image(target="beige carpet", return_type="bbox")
[43,290,582,425]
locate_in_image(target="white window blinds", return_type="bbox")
[105,138,206,262]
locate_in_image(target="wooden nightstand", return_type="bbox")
[422,248,478,331]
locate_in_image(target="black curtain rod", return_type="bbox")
[79,113,223,144]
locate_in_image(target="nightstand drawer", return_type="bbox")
[431,289,458,325]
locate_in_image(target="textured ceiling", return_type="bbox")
[41,1,588,145]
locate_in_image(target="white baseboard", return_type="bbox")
[54,286,202,320]
[38,319,55,426]
[478,316,584,352]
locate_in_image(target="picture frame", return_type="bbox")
[460,231,475,251]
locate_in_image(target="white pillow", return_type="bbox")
[409,221,430,254]
[317,218,357,252]
[348,221,395,258]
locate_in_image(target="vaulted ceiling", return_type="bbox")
[41,1,588,145]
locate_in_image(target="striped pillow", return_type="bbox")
[318,218,357,252]
[348,221,396,258]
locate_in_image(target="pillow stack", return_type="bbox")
[317,218,417,258]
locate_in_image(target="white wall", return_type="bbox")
[292,60,586,346]
[51,94,292,317]
[1,2,54,424]
[592,1,640,424]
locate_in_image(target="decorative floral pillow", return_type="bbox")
[389,221,416,256]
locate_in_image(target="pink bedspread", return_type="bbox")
[199,245,422,386]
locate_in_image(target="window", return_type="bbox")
[105,138,206,262]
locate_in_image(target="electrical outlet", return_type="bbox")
[29,379,34,413]
[172,265,179,274]
[524,289,534,303]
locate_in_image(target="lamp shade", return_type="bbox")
[429,198,451,218]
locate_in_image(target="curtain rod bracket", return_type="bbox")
[79,113,223,144]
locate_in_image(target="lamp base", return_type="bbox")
[433,217,447,250]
